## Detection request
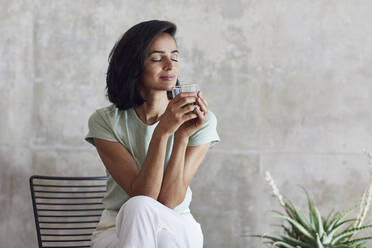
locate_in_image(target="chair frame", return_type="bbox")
[29,175,107,248]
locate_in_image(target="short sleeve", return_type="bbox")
[187,111,220,147]
[85,111,118,146]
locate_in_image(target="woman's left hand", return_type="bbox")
[175,91,208,139]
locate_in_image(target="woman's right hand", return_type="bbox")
[156,92,198,136]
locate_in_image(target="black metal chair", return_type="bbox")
[29,175,107,248]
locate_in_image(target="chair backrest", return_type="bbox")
[29,175,107,248]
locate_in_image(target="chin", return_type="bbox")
[168,84,177,90]
[163,81,177,91]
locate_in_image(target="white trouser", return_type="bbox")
[91,195,204,248]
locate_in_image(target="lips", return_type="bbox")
[160,76,175,81]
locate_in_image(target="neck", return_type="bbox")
[134,90,169,125]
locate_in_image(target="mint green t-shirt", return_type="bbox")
[85,104,220,214]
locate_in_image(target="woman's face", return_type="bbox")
[140,33,179,92]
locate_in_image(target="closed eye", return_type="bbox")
[151,56,179,62]
[171,54,178,62]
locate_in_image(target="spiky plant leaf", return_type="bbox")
[316,233,324,248]
[326,205,359,233]
[335,236,372,246]
[280,235,313,248]
[314,207,324,238]
[323,209,336,229]
[276,215,315,242]
[301,187,318,233]
[285,199,311,232]
[319,218,357,244]
[334,218,359,229]
[331,224,372,245]
[322,232,332,245]
[272,241,297,248]
[281,224,293,237]
[249,234,281,243]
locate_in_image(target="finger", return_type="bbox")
[195,105,204,119]
[194,106,205,125]
[197,92,208,109]
[181,112,198,122]
[200,106,206,119]
[196,97,208,114]
[174,96,197,109]
[178,104,197,116]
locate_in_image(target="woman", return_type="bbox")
[85,20,220,248]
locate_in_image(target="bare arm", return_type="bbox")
[158,137,211,209]
[94,127,169,199]
[157,135,188,208]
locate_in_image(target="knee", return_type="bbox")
[115,196,158,235]
[123,195,159,215]
[116,195,159,229]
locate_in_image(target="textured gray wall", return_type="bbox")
[1,0,372,247]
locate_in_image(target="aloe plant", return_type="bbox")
[255,166,372,248]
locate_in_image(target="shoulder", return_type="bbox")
[86,105,129,146]
[91,104,118,120]
[89,105,122,126]
[87,105,129,136]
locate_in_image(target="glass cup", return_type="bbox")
[171,83,199,99]
[171,84,199,112]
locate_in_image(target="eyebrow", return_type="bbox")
[148,50,179,56]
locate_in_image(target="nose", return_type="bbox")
[163,57,173,71]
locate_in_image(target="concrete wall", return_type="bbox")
[1,0,371,247]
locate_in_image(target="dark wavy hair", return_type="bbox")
[106,20,180,110]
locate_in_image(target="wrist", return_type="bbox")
[154,125,171,139]
[174,132,189,144]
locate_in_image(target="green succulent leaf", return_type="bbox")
[316,233,324,248]
[272,241,297,248]
[280,234,313,248]
[324,209,336,230]
[331,224,372,245]
[281,224,293,237]
[315,207,324,238]
[323,218,359,243]
[285,200,307,222]
[337,236,372,246]
[277,215,315,242]
[327,205,359,232]
[249,234,281,242]
[301,187,318,233]
[334,218,359,229]
[337,205,359,222]
[326,214,341,234]
[331,245,359,248]
[321,232,332,245]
